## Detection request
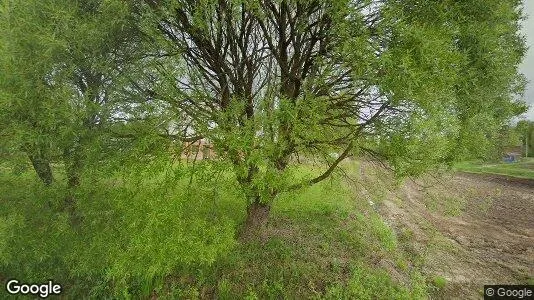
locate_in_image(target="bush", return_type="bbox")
[0,160,243,298]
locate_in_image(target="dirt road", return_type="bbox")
[366,170,533,299]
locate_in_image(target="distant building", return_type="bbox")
[181,139,215,160]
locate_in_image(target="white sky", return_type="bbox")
[520,0,534,120]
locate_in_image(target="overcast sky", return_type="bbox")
[520,0,534,120]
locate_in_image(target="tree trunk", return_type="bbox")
[66,164,81,189]
[28,154,53,186]
[64,147,83,226]
[239,200,271,240]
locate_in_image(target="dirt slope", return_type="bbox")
[361,168,534,299]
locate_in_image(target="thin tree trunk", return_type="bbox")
[63,146,83,226]
[239,199,271,240]
[28,154,53,186]
[64,166,80,214]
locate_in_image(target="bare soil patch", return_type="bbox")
[360,167,534,299]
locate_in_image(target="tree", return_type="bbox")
[0,0,142,218]
[1,0,527,234]
[0,0,68,185]
[516,120,534,157]
[131,0,526,233]
[0,0,137,179]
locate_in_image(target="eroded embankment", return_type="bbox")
[358,166,534,299]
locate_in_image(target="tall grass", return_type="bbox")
[0,160,428,298]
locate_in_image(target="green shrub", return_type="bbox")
[0,161,243,298]
[432,276,447,289]
[0,161,429,299]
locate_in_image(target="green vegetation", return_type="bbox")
[0,0,529,298]
[0,161,427,298]
[421,188,467,217]
[431,276,447,290]
[0,0,527,233]
[515,120,534,157]
[455,158,534,179]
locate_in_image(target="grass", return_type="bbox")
[158,170,428,299]
[431,276,447,289]
[454,158,534,179]
[0,160,429,299]
[421,189,467,217]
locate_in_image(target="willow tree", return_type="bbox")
[139,0,526,230]
[0,0,68,185]
[0,0,140,190]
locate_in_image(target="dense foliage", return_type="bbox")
[0,0,528,297]
[1,0,527,222]
[515,120,534,157]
